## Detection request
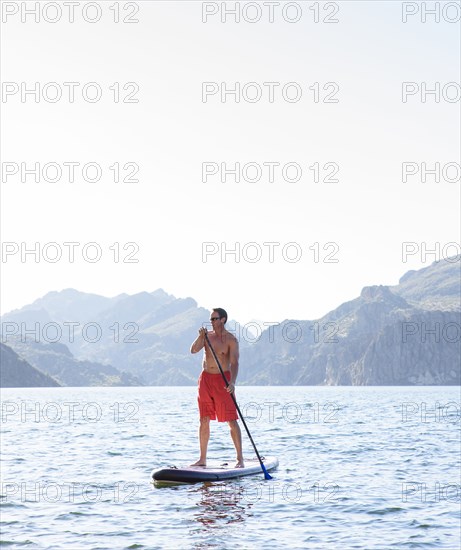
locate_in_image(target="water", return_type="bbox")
[1,386,460,549]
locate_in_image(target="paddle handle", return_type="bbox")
[204,331,272,480]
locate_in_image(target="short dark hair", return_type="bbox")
[213,308,228,324]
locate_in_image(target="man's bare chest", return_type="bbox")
[206,335,230,357]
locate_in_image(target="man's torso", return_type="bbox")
[202,330,235,373]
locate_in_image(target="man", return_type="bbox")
[190,308,244,468]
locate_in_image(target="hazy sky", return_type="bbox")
[1,0,460,324]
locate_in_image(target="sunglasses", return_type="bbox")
[209,317,222,322]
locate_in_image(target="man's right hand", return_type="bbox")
[191,327,207,354]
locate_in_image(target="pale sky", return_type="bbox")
[1,1,460,324]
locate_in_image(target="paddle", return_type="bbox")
[204,331,273,480]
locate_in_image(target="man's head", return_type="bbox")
[210,308,228,326]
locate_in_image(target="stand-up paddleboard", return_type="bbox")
[152,456,278,485]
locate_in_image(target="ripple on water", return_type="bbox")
[366,506,405,515]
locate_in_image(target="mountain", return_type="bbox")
[10,288,127,323]
[392,257,460,311]
[240,258,460,385]
[2,338,142,387]
[0,343,60,387]
[1,288,212,385]
[1,258,459,386]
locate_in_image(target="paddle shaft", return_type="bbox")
[204,331,272,480]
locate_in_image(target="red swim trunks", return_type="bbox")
[197,371,239,422]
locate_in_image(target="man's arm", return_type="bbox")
[190,327,206,354]
[227,336,240,392]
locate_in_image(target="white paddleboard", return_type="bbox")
[152,456,278,485]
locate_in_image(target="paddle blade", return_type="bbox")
[261,463,273,480]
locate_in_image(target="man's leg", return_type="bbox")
[228,420,244,467]
[191,416,210,466]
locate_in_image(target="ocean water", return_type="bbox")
[1,386,460,549]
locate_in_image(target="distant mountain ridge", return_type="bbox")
[1,257,459,386]
[1,288,210,386]
[2,338,142,387]
[239,283,460,386]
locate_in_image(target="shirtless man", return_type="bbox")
[190,308,244,468]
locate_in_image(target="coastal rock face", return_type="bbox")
[359,311,460,385]
[240,258,460,386]
[1,258,459,386]
[0,343,60,387]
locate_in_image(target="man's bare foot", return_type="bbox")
[190,460,206,467]
[234,460,245,468]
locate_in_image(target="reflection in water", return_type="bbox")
[189,481,253,544]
